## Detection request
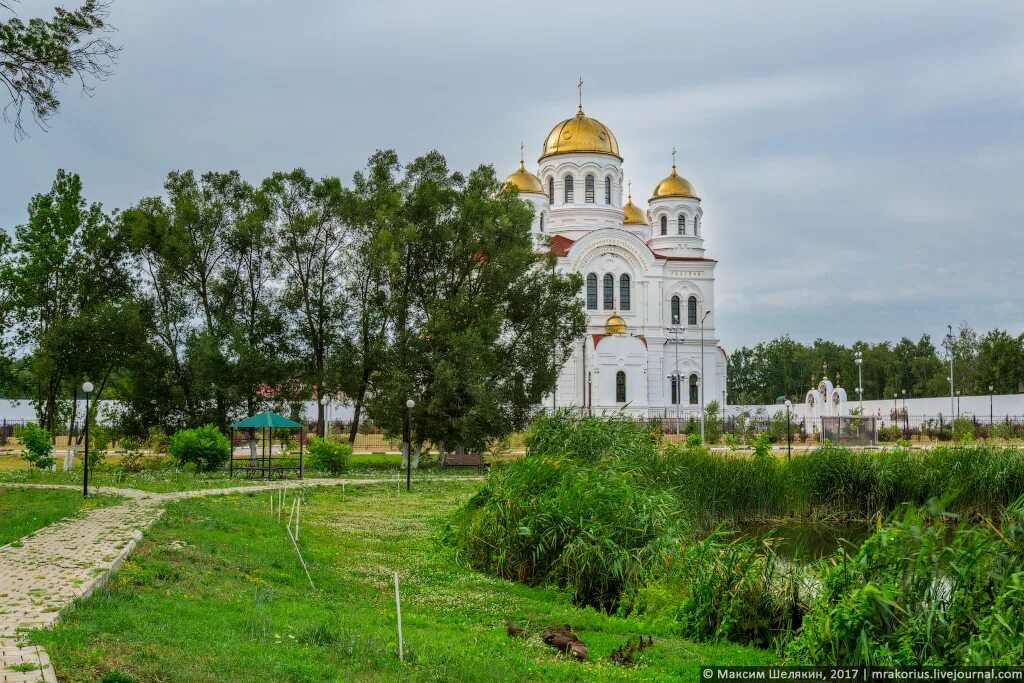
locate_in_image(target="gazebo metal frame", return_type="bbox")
[229,411,304,480]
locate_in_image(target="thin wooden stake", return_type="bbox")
[394,571,404,661]
[286,523,315,589]
[295,497,301,542]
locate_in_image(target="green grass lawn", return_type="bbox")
[32,481,772,681]
[0,486,122,546]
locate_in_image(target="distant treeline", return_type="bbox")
[727,327,1024,405]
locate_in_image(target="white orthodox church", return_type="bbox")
[504,97,727,417]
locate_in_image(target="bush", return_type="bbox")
[20,423,54,469]
[788,499,1024,666]
[524,410,659,464]
[704,400,722,444]
[877,424,902,442]
[119,436,146,473]
[622,530,800,648]
[85,422,110,467]
[169,424,230,472]
[307,437,351,474]
[454,454,679,611]
[146,427,169,454]
[952,416,976,442]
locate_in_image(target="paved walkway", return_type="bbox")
[0,478,402,683]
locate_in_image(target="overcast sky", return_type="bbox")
[2,0,1022,351]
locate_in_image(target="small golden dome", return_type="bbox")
[504,160,545,194]
[622,183,646,225]
[651,164,699,200]
[605,312,627,335]
[540,106,621,161]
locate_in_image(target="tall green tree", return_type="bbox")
[124,170,252,429]
[0,169,137,432]
[261,169,350,428]
[976,329,1024,395]
[338,150,403,444]
[1,0,119,136]
[217,185,290,416]
[366,152,586,454]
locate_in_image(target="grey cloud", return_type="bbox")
[2,0,1021,350]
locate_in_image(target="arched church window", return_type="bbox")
[670,295,680,324]
[619,274,630,311]
[603,273,614,310]
[688,296,698,325]
[539,213,544,233]
[689,374,699,404]
[548,177,554,205]
[564,175,574,203]
[586,273,597,310]
[670,376,679,405]
[604,176,612,204]
[678,215,686,234]
[585,174,595,203]
[616,371,627,403]
[660,215,667,235]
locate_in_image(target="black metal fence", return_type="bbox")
[872,413,1024,441]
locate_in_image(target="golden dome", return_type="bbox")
[504,160,545,194]
[605,312,627,335]
[540,106,621,161]
[622,182,646,225]
[651,164,699,200]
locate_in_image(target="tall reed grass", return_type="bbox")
[453,412,1024,661]
[788,499,1024,665]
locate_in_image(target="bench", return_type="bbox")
[442,452,488,469]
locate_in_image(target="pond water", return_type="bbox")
[733,521,872,561]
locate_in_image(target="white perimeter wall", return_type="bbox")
[728,393,1024,421]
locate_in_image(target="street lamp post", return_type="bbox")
[854,350,863,412]
[722,390,727,437]
[901,389,907,433]
[587,371,593,417]
[666,316,683,435]
[665,372,681,435]
[82,381,93,498]
[989,384,995,430]
[784,399,792,462]
[700,310,710,443]
[404,399,415,492]
[946,325,955,420]
[319,396,329,439]
[697,379,704,441]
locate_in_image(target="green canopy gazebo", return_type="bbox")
[229,411,304,480]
